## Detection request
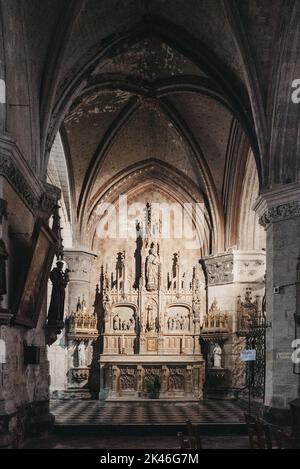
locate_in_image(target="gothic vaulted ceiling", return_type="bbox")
[3,0,298,251]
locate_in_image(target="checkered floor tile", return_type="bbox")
[51,400,244,425]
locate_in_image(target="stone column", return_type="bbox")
[0,195,9,319]
[255,184,300,417]
[64,249,97,314]
[202,250,266,396]
[58,249,97,393]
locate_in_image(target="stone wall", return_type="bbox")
[0,141,59,447]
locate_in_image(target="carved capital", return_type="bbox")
[0,154,38,212]
[0,136,61,216]
[203,253,234,285]
[254,183,300,228]
[259,201,300,227]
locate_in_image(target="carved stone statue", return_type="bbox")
[184,315,189,330]
[145,244,159,291]
[129,316,135,331]
[155,316,160,333]
[179,316,184,330]
[78,341,86,367]
[47,261,70,325]
[113,313,119,330]
[0,239,8,302]
[213,343,222,368]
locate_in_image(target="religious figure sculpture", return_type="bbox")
[145,244,159,291]
[155,316,160,333]
[47,261,70,325]
[184,315,189,330]
[0,239,8,307]
[179,316,184,330]
[129,316,135,331]
[78,341,86,367]
[113,313,119,330]
[213,343,222,368]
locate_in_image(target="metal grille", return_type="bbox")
[246,317,266,400]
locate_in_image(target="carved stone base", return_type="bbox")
[99,356,205,401]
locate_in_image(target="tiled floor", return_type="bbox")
[51,399,245,426]
[29,400,249,449]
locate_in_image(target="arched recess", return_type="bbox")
[87,160,213,258]
[238,151,266,251]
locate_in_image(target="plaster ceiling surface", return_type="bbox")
[89,105,200,203]
[166,93,234,198]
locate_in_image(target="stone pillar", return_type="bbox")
[64,249,97,314]
[202,250,266,396]
[0,196,9,319]
[255,184,300,417]
[61,249,97,392]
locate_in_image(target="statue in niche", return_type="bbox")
[78,341,86,367]
[155,316,160,333]
[146,304,159,333]
[0,239,8,306]
[148,317,155,331]
[179,316,184,330]
[212,343,222,368]
[47,261,70,325]
[145,243,159,291]
[184,315,189,330]
[113,313,119,331]
[129,316,135,331]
